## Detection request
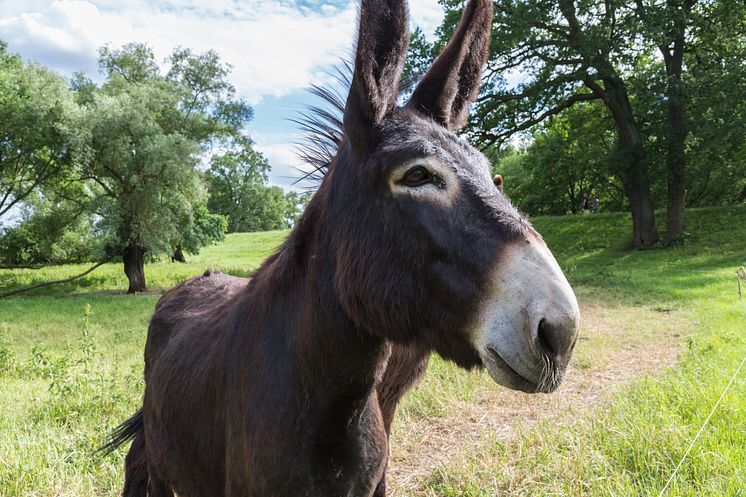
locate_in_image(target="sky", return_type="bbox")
[0,0,445,190]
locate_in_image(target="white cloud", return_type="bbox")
[0,1,359,104]
[0,1,444,102]
[409,0,444,38]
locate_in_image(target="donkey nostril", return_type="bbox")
[537,318,559,360]
[536,317,577,364]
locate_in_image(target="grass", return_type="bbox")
[0,231,285,298]
[0,207,744,496]
[0,232,285,497]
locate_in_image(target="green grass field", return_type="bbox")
[1,207,744,496]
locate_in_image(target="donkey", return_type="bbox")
[105,0,580,495]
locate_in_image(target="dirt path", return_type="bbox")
[387,301,688,494]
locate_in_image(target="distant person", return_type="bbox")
[593,196,600,214]
[493,174,504,193]
[581,193,590,214]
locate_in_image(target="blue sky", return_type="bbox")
[0,0,445,190]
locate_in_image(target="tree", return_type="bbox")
[206,145,270,232]
[76,43,249,292]
[82,88,204,291]
[244,186,298,232]
[0,41,81,222]
[284,190,313,227]
[0,190,98,266]
[684,0,746,206]
[206,146,304,232]
[631,0,697,241]
[421,0,660,247]
[496,101,626,215]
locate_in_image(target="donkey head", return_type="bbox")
[312,0,579,393]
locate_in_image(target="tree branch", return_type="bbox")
[583,76,608,100]
[476,91,601,148]
[0,252,117,299]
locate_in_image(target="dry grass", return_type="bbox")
[387,298,690,495]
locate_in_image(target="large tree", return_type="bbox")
[631,0,697,241]
[76,44,252,292]
[0,41,81,223]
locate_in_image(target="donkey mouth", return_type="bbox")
[485,347,541,393]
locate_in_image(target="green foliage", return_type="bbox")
[684,0,746,206]
[0,43,82,221]
[177,204,228,255]
[166,47,253,141]
[284,190,313,226]
[206,146,307,232]
[98,44,159,83]
[0,192,99,266]
[495,102,627,215]
[243,186,297,232]
[403,27,440,88]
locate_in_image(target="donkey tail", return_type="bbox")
[99,408,144,455]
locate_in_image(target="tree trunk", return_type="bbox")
[171,246,186,263]
[666,79,686,241]
[664,31,687,242]
[602,75,659,248]
[626,175,659,248]
[123,242,147,294]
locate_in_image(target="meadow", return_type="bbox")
[1,206,744,496]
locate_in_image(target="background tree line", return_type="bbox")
[2,0,744,291]
[408,0,745,247]
[0,41,307,292]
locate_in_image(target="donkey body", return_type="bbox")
[113,271,428,497]
[107,1,580,495]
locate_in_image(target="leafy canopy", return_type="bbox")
[76,43,255,257]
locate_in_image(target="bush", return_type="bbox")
[0,197,102,266]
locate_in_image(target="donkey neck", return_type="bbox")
[239,221,391,428]
[230,225,391,492]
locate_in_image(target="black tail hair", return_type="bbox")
[99,408,144,455]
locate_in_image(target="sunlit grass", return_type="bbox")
[0,230,286,296]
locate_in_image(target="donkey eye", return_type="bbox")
[402,166,433,187]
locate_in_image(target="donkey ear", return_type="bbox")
[407,0,492,131]
[343,0,409,151]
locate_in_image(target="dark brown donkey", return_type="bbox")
[104,1,580,495]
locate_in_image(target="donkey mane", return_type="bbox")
[293,62,419,188]
[292,63,349,187]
